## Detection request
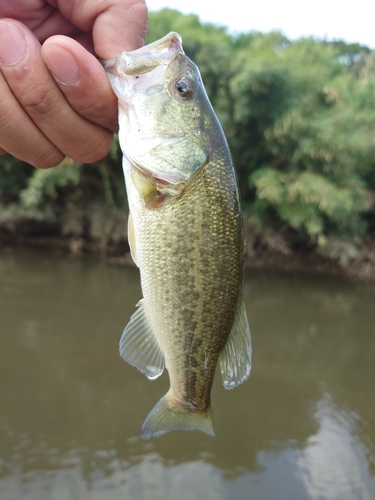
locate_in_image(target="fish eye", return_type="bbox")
[175,77,194,98]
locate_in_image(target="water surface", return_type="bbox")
[0,247,375,499]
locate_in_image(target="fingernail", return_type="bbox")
[44,45,80,86]
[0,21,27,65]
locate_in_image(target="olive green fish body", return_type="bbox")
[135,155,242,397]
[104,33,251,439]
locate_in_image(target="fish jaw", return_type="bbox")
[102,32,184,101]
[104,34,212,199]
[103,32,183,74]
[103,32,185,162]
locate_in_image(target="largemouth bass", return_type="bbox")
[104,32,251,439]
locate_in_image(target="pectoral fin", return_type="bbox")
[219,293,252,389]
[147,137,208,181]
[120,299,165,380]
[127,211,138,267]
[128,136,208,187]
[130,164,160,208]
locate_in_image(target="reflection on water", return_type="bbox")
[0,247,375,499]
[295,389,375,499]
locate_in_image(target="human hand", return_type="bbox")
[0,0,147,168]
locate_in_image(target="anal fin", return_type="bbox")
[120,299,165,380]
[219,292,252,390]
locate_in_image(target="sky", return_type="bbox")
[146,0,375,49]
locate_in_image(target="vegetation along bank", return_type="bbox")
[1,9,375,281]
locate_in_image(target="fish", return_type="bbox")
[104,32,251,439]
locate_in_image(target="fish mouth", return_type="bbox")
[103,32,184,76]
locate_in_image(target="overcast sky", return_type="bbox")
[147,0,375,49]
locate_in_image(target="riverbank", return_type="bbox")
[2,217,375,283]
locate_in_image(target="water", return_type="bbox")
[0,246,375,500]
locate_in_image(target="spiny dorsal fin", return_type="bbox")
[219,293,252,389]
[120,299,165,380]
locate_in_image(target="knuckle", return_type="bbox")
[21,85,58,119]
[1,60,60,119]
[0,78,64,167]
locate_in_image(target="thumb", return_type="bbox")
[93,1,148,57]
[54,0,148,58]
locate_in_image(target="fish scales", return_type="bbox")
[104,32,252,438]
[134,154,243,412]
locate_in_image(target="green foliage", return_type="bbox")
[251,168,368,242]
[20,159,81,209]
[1,8,375,265]
[0,155,34,201]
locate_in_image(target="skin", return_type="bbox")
[0,0,148,167]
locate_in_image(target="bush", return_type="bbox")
[1,9,374,264]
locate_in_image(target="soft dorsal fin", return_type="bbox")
[219,293,252,389]
[120,299,165,380]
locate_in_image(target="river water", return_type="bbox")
[0,246,374,500]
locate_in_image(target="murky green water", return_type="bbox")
[0,246,375,500]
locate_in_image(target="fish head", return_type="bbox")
[104,32,218,204]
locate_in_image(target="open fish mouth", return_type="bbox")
[103,32,184,77]
[103,32,209,189]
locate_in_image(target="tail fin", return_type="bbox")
[141,392,215,439]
